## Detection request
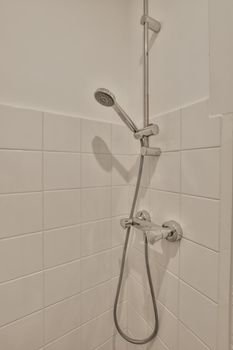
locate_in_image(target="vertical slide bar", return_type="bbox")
[143,0,149,129]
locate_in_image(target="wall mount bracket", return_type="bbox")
[140,15,161,33]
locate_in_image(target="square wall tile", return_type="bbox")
[128,247,148,287]
[130,185,150,213]
[81,219,111,257]
[81,154,111,187]
[0,193,42,239]
[127,303,150,339]
[181,100,221,149]
[149,240,180,277]
[150,110,181,151]
[44,294,81,343]
[0,232,43,283]
[0,150,42,194]
[112,124,138,155]
[112,216,126,247]
[44,260,81,306]
[112,155,138,186]
[81,119,111,154]
[181,195,220,250]
[179,281,218,349]
[44,113,80,152]
[80,281,112,324]
[44,189,81,230]
[81,251,112,291]
[148,302,178,350]
[0,311,43,350]
[81,187,111,222]
[44,225,80,268]
[112,186,130,216]
[179,323,210,350]
[44,328,81,350]
[111,277,127,305]
[44,152,81,190]
[0,273,43,327]
[98,334,128,350]
[128,276,149,320]
[180,239,219,301]
[0,105,42,150]
[150,264,179,316]
[80,310,115,350]
[181,148,220,199]
[112,246,123,277]
[149,152,181,192]
[149,190,180,225]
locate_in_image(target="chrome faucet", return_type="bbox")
[121,210,183,244]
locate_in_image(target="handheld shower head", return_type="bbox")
[94,88,115,107]
[94,88,138,133]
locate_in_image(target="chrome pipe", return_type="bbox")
[143,0,149,130]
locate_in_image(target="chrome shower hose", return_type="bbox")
[113,151,159,344]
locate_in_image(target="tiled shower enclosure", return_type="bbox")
[0,102,232,350]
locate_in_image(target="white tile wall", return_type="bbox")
[181,100,221,150]
[44,294,81,343]
[44,152,81,190]
[0,101,230,350]
[0,232,43,282]
[179,281,218,349]
[126,99,226,350]
[0,105,128,350]
[0,311,44,350]
[44,189,81,230]
[181,148,220,199]
[0,150,42,194]
[0,192,42,238]
[44,225,81,268]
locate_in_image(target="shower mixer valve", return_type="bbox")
[120,210,183,244]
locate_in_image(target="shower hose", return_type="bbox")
[113,144,159,345]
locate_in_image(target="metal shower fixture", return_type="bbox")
[94,88,138,133]
[94,88,160,154]
[93,0,183,345]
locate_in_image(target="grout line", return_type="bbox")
[41,111,46,348]
[0,185,129,197]
[0,215,127,242]
[180,279,218,305]
[131,241,219,304]
[179,320,211,350]
[0,230,43,242]
[0,145,221,154]
[0,270,43,286]
[0,267,44,286]
[177,108,182,349]
[182,236,219,253]
[0,307,44,330]
[180,144,221,152]
[43,301,127,350]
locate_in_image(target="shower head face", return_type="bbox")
[94,88,116,107]
[94,88,138,133]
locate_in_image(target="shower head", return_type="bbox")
[94,88,115,107]
[94,88,138,133]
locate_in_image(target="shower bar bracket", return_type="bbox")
[134,123,159,140]
[141,15,161,33]
[121,210,183,244]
